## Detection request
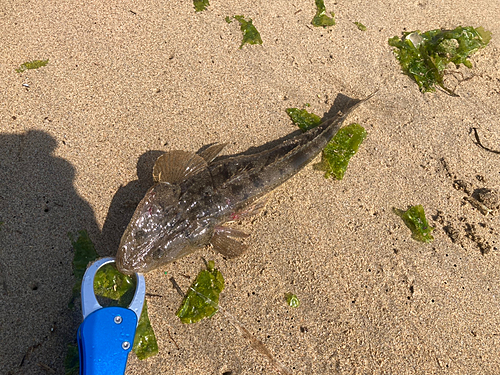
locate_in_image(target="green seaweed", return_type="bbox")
[354,22,367,31]
[285,293,300,308]
[285,107,322,131]
[15,59,49,73]
[94,263,136,306]
[176,260,225,324]
[133,300,159,360]
[394,205,434,243]
[312,0,335,27]
[388,26,491,94]
[229,15,263,48]
[319,123,367,180]
[68,230,98,308]
[193,0,209,12]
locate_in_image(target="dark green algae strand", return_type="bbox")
[394,205,434,243]
[312,0,335,27]
[388,26,491,94]
[176,260,225,324]
[227,15,263,48]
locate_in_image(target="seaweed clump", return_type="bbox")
[388,26,491,95]
[354,22,367,31]
[176,260,225,324]
[318,123,367,180]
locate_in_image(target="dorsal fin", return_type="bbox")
[198,143,227,163]
[153,150,208,184]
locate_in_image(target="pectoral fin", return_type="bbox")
[211,226,249,258]
[153,150,208,183]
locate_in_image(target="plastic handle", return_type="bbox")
[78,306,137,375]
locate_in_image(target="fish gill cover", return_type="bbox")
[388,26,491,95]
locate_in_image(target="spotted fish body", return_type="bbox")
[116,94,372,274]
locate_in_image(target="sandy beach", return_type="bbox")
[1,0,500,373]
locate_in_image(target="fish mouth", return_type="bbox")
[115,254,136,275]
[115,242,155,275]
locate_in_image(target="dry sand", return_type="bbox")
[1,0,500,374]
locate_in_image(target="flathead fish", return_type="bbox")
[116,93,373,274]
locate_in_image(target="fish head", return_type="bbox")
[116,182,192,275]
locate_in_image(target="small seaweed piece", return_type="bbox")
[354,22,366,31]
[394,205,434,243]
[228,15,263,48]
[312,0,335,27]
[176,260,225,324]
[68,230,98,308]
[193,0,209,12]
[133,300,159,360]
[16,59,49,73]
[285,107,322,131]
[388,26,491,94]
[285,293,300,308]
